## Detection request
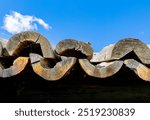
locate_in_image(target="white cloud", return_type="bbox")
[2,11,51,34]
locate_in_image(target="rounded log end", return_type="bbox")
[6,31,56,59]
[30,53,77,81]
[79,59,123,78]
[55,39,93,60]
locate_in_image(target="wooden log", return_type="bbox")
[91,44,115,62]
[0,37,7,47]
[6,31,56,58]
[124,59,150,81]
[0,57,29,78]
[79,59,123,78]
[111,38,150,64]
[0,38,8,57]
[0,42,3,57]
[55,39,93,60]
[30,53,77,81]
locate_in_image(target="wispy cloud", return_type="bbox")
[2,11,51,34]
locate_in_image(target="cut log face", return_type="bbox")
[111,38,150,64]
[79,59,123,78]
[30,53,77,81]
[0,57,29,78]
[55,39,93,60]
[6,31,56,58]
[124,59,150,81]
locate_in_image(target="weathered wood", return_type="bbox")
[91,44,115,62]
[0,57,29,77]
[0,37,7,47]
[0,42,3,57]
[124,59,150,81]
[55,39,93,60]
[79,59,123,78]
[111,38,150,64]
[0,38,8,57]
[6,31,56,58]
[30,53,77,81]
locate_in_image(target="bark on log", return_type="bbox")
[6,31,56,58]
[0,57,29,77]
[79,59,123,78]
[55,39,93,60]
[124,59,150,81]
[111,38,150,64]
[30,53,77,81]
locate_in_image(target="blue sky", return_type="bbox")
[0,0,150,51]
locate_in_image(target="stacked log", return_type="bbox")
[55,39,93,60]
[90,44,115,62]
[6,31,56,58]
[124,59,150,81]
[79,59,123,78]
[0,32,150,82]
[111,38,150,64]
[30,53,76,80]
[0,57,29,77]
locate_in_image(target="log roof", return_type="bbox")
[0,31,150,82]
